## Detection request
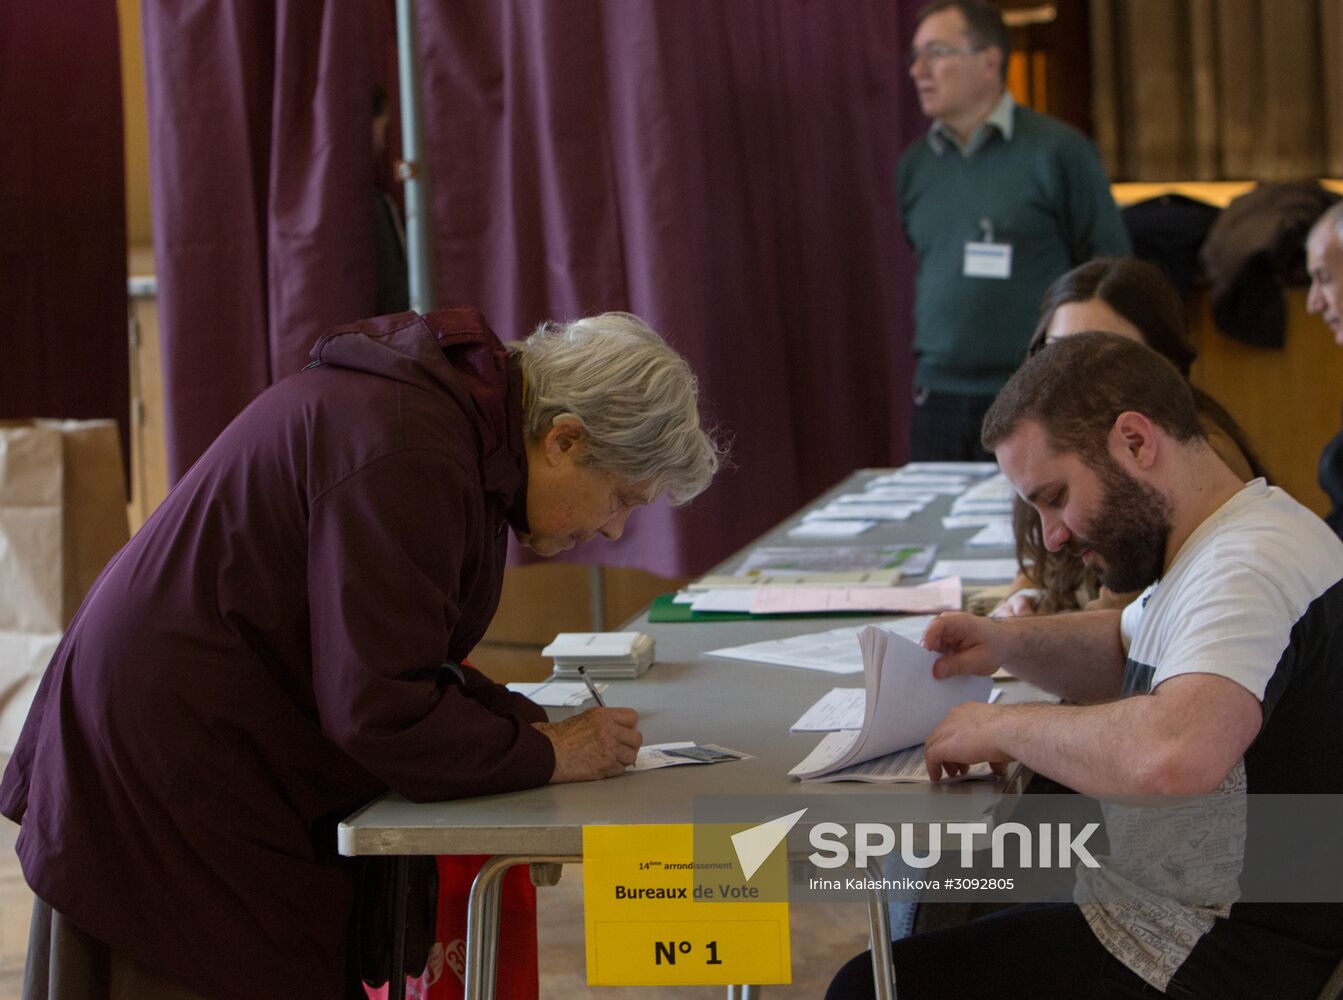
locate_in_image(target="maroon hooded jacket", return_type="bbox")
[0,309,555,998]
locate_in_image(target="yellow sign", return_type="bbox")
[582,823,792,985]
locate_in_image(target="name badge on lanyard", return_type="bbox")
[963,218,1011,279]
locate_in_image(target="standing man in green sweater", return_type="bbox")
[899,0,1129,461]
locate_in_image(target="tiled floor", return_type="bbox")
[0,819,867,999]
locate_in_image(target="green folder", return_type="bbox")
[646,592,882,623]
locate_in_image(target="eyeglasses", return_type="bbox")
[907,41,983,68]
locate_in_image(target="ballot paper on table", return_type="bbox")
[798,744,993,783]
[803,502,920,522]
[949,497,1013,515]
[966,520,1016,548]
[732,543,938,579]
[507,679,607,707]
[899,461,999,476]
[930,559,1019,581]
[789,626,994,783]
[748,577,961,615]
[791,684,1004,731]
[789,688,866,731]
[629,742,753,771]
[864,477,967,495]
[706,616,935,674]
[942,514,1009,529]
[688,589,759,613]
[871,472,968,487]
[689,568,903,590]
[959,473,1014,500]
[787,519,876,538]
[846,488,938,503]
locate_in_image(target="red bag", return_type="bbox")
[366,855,538,1000]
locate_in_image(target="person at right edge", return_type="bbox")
[1307,200,1343,540]
[828,332,1343,999]
[899,0,1129,461]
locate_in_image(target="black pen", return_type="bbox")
[576,665,607,707]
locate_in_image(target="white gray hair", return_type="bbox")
[1312,200,1343,243]
[513,312,724,505]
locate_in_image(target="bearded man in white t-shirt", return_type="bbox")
[827,331,1343,1000]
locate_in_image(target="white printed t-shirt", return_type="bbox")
[1074,480,1343,994]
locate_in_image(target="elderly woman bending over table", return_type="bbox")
[1,308,722,1000]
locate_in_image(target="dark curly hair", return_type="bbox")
[997,260,1269,612]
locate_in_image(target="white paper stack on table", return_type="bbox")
[788,625,994,783]
[786,463,996,539]
[930,559,1018,581]
[542,631,655,679]
[678,577,961,617]
[790,683,1004,730]
[506,679,606,707]
[965,519,1015,548]
[731,543,938,579]
[690,568,904,590]
[939,473,1015,535]
[506,678,606,720]
[898,461,999,476]
[956,472,1013,502]
[707,615,936,674]
[748,577,961,615]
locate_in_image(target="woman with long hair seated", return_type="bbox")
[993,257,1268,618]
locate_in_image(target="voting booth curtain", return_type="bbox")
[141,0,925,578]
[1092,0,1343,180]
[0,3,129,463]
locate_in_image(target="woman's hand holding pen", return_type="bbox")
[536,707,643,782]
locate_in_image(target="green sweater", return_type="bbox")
[897,104,1130,395]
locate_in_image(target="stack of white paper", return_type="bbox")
[506,679,606,707]
[708,616,933,674]
[966,520,1016,548]
[804,502,920,522]
[958,472,1014,499]
[731,544,938,579]
[789,687,866,730]
[899,461,999,476]
[542,631,655,678]
[748,578,961,615]
[930,559,1018,581]
[787,520,876,538]
[789,626,993,784]
[691,568,903,590]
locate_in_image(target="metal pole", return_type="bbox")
[866,862,897,1000]
[394,0,436,312]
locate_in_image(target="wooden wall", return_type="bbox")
[1188,289,1340,517]
[1113,181,1343,519]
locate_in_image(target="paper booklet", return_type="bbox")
[789,625,994,784]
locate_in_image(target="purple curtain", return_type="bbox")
[1,2,129,467]
[143,0,924,577]
[141,0,394,478]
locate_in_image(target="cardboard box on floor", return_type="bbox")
[0,420,128,751]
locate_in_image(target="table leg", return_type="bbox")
[865,863,896,1000]
[464,855,513,1000]
[390,856,409,1000]
[480,862,506,999]
[463,854,581,1000]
